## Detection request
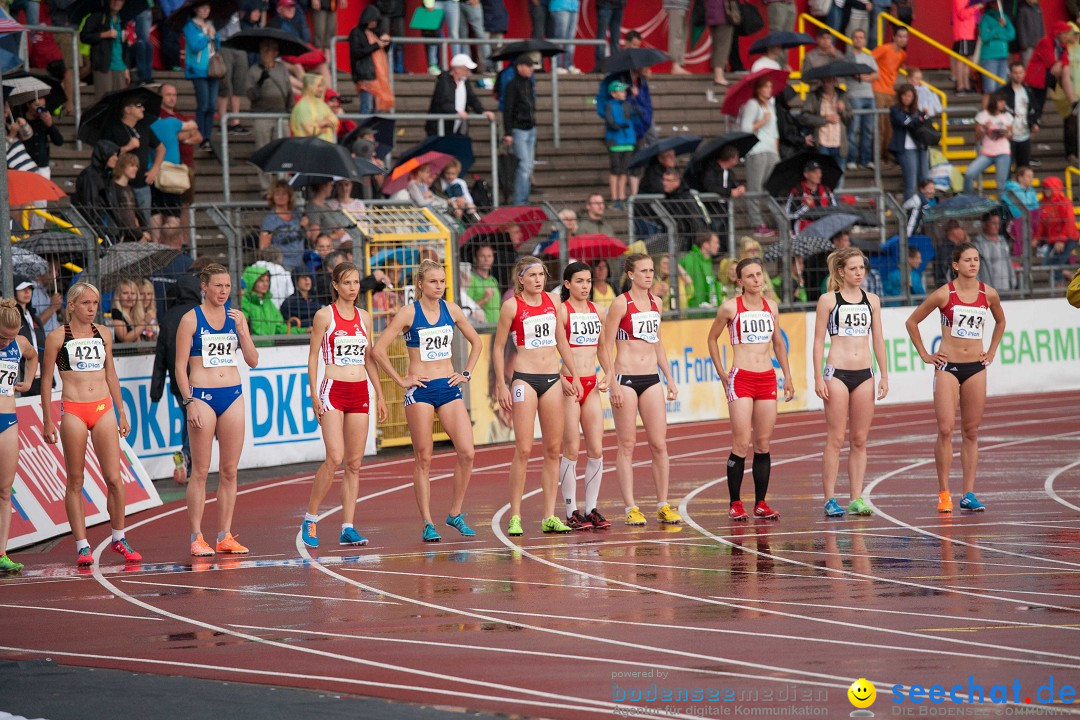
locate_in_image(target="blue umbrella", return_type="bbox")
[399,135,475,174]
[923,193,999,221]
[0,8,23,74]
[628,134,702,170]
[371,246,420,267]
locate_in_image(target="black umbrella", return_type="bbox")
[764,152,844,198]
[763,212,868,261]
[801,60,876,80]
[65,0,151,24]
[748,31,815,55]
[287,158,387,187]
[164,0,239,31]
[340,115,396,156]
[222,27,311,57]
[77,85,162,145]
[603,47,670,75]
[690,132,759,167]
[628,135,702,171]
[100,242,182,291]
[17,232,91,256]
[250,137,386,180]
[399,135,475,174]
[489,39,564,63]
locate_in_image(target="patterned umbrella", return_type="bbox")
[17,232,91,256]
[0,245,48,278]
[923,193,1000,221]
[99,242,182,292]
[763,212,866,261]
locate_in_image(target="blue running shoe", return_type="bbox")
[824,498,845,517]
[445,512,476,537]
[339,526,369,546]
[422,523,441,542]
[959,492,986,512]
[301,520,319,548]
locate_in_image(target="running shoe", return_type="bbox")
[541,516,573,534]
[728,501,750,521]
[216,533,249,555]
[848,497,873,516]
[566,510,592,531]
[0,555,24,572]
[422,523,441,542]
[445,513,476,537]
[339,527,369,546]
[110,538,143,563]
[76,547,94,567]
[624,506,647,526]
[586,508,611,529]
[172,451,188,485]
[753,501,780,519]
[824,498,845,517]
[937,491,953,513]
[190,533,214,557]
[657,504,682,524]
[959,492,986,512]
[507,515,523,537]
[301,519,319,548]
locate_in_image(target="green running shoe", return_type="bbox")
[848,497,873,516]
[0,555,24,572]
[541,515,573,534]
[507,515,523,537]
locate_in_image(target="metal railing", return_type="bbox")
[876,12,1005,88]
[219,111,502,205]
[328,35,606,148]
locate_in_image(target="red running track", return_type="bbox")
[2,391,1080,718]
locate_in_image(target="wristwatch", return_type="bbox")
[461,371,471,381]
[182,396,194,407]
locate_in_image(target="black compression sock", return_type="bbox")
[753,452,772,503]
[727,453,745,504]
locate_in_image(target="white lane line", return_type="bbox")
[118,579,399,604]
[0,602,162,621]
[0,644,632,717]
[1044,459,1080,513]
[336,566,635,592]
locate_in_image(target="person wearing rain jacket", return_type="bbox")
[241,264,291,337]
[74,139,120,230]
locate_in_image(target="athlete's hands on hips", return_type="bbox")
[447,373,468,387]
[376,398,388,423]
[118,410,130,438]
[877,376,889,400]
[783,381,795,402]
[403,373,429,389]
[497,384,512,413]
[43,420,58,444]
[815,376,829,401]
[922,350,948,369]
[980,349,996,366]
[666,381,678,402]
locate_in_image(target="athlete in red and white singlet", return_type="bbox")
[708,259,795,521]
[302,262,387,549]
[556,262,614,531]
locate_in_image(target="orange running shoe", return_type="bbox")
[190,533,214,557]
[216,533,249,554]
[938,491,953,513]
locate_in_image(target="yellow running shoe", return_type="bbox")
[657,503,682,524]
[937,491,953,513]
[625,506,647,526]
[216,533,249,554]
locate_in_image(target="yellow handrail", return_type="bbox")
[1066,166,1080,206]
[876,12,1004,87]
[795,13,951,153]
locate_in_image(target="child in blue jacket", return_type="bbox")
[604,79,636,207]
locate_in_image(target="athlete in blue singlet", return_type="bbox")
[373,260,484,542]
[0,299,38,572]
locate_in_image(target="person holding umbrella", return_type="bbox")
[0,298,38,572]
[247,39,294,189]
[183,2,221,150]
[503,55,538,206]
[784,160,837,235]
[737,72,783,237]
[80,0,131,95]
[40,282,143,567]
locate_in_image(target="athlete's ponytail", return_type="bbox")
[826,247,867,293]
[0,298,20,332]
[560,261,591,303]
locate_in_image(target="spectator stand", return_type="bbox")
[329,35,606,148]
[15,24,82,149]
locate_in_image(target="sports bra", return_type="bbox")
[320,302,368,366]
[728,296,775,346]
[940,282,989,340]
[0,338,22,397]
[616,292,661,344]
[827,290,872,337]
[404,299,454,362]
[56,323,106,372]
[189,305,238,357]
[510,294,558,349]
[564,299,601,347]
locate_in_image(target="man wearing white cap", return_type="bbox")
[425,53,495,136]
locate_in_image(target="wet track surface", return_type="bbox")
[2,391,1080,719]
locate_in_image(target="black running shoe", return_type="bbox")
[566,510,592,531]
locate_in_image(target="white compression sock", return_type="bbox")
[111,529,125,542]
[559,456,578,516]
[584,456,603,513]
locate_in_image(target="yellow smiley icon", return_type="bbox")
[848,679,877,709]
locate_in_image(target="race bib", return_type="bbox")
[738,311,774,344]
[419,325,454,362]
[951,306,987,340]
[568,313,601,346]
[0,359,18,397]
[523,314,556,349]
[201,333,238,368]
[67,338,106,372]
[838,306,871,337]
[334,335,368,366]
[632,311,660,344]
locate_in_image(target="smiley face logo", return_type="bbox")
[848,679,877,709]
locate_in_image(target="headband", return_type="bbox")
[518,262,543,277]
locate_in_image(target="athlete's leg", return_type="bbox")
[612,386,641,508]
[0,426,18,555]
[750,399,779,502]
[307,410,345,516]
[405,402,437,525]
[509,380,538,518]
[636,381,670,504]
[213,398,246,536]
[580,389,605,513]
[436,399,475,517]
[726,397,754,502]
[340,411,369,527]
[187,404,218,535]
[560,392,583,513]
[957,370,987,496]
[60,414,91,541]
[536,385,566,518]
[89,410,126,531]
[933,371,961,493]
[821,378,851,501]
[846,378,877,500]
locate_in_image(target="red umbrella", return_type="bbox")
[458,206,548,247]
[544,233,628,262]
[8,170,66,206]
[381,151,455,196]
[720,68,791,117]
